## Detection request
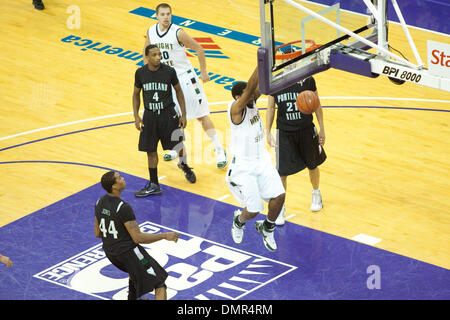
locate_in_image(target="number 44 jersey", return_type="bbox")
[95,194,137,256]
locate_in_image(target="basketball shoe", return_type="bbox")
[178,162,196,183]
[135,182,162,197]
[255,220,277,251]
[33,0,45,10]
[310,189,323,211]
[231,210,244,244]
[215,148,228,169]
[163,150,178,161]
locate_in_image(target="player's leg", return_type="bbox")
[226,161,263,244]
[136,113,162,197]
[176,142,196,183]
[161,109,197,184]
[309,166,320,190]
[196,115,227,168]
[309,167,322,211]
[128,277,138,300]
[275,176,288,225]
[154,285,167,300]
[256,156,286,251]
[275,129,305,224]
[267,192,285,222]
[300,124,326,211]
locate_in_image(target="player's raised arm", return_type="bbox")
[230,67,259,124]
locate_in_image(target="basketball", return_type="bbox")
[296,90,319,114]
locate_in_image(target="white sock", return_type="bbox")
[209,134,223,150]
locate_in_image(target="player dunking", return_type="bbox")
[95,171,180,300]
[143,3,228,169]
[133,44,196,197]
[266,71,326,224]
[226,67,286,252]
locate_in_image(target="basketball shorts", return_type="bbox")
[106,245,168,300]
[276,123,326,176]
[138,108,185,153]
[225,151,285,213]
[173,69,210,120]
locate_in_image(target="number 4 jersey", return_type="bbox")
[134,63,179,112]
[95,194,137,256]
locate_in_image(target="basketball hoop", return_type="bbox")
[275,40,321,60]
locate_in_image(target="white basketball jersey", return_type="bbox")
[147,23,193,75]
[227,101,267,160]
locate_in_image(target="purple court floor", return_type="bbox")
[0,172,449,300]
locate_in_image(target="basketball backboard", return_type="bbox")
[257,0,450,94]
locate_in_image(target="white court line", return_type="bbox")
[1,97,449,143]
[217,194,230,201]
[320,97,450,103]
[0,101,231,142]
[158,176,166,181]
[285,214,296,220]
[351,233,382,246]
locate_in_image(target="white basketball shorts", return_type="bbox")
[225,151,285,213]
[172,69,210,120]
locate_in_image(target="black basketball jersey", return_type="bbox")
[95,194,137,256]
[134,63,179,113]
[271,77,317,131]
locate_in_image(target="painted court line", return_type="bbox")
[351,233,382,246]
[1,98,449,143]
[217,194,230,201]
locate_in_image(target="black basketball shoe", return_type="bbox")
[134,182,162,197]
[33,0,45,10]
[178,162,196,183]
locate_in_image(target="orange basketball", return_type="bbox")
[296,90,319,114]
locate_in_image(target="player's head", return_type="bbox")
[101,171,126,194]
[145,44,162,67]
[231,82,247,100]
[231,81,255,108]
[156,3,172,27]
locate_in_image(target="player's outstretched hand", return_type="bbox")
[200,70,210,83]
[179,115,187,129]
[134,115,143,132]
[319,130,325,146]
[165,232,180,243]
[266,131,277,148]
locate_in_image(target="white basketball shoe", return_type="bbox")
[231,210,244,244]
[215,147,228,169]
[163,150,178,161]
[310,189,323,212]
[255,220,277,251]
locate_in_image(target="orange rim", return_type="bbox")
[275,40,321,60]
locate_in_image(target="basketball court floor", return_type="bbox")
[0,0,449,300]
